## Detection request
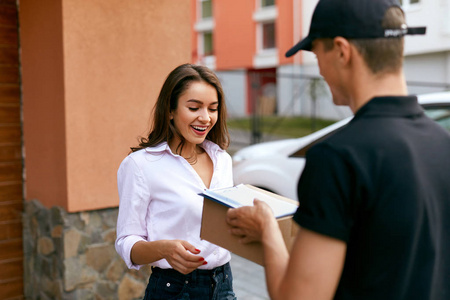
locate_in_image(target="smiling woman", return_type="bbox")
[115,64,237,300]
[169,81,219,164]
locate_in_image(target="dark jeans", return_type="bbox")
[144,262,236,300]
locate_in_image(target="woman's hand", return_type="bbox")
[161,240,207,274]
[131,239,206,274]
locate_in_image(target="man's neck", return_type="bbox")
[350,70,408,113]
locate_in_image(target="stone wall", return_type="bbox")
[23,200,151,300]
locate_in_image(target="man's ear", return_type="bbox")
[333,37,352,66]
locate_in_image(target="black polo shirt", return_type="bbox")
[294,96,450,300]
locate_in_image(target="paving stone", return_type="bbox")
[231,254,269,299]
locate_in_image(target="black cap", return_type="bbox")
[285,0,426,57]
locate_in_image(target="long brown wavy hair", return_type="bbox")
[131,63,230,153]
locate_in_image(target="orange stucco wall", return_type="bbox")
[191,0,198,63]
[191,0,302,69]
[20,0,191,212]
[20,0,68,208]
[215,0,256,70]
[278,0,299,65]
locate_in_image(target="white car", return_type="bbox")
[232,92,450,201]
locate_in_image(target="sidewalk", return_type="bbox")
[231,253,269,299]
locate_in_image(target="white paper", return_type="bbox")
[200,184,298,218]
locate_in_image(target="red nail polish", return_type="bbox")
[202,261,208,265]
[195,249,201,252]
[199,257,204,262]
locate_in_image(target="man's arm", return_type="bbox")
[227,200,346,300]
[273,227,346,300]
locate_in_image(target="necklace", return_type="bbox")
[185,146,204,165]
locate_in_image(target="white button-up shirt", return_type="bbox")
[115,140,233,270]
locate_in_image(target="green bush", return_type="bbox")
[227,116,336,138]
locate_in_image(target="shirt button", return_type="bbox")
[185,280,189,284]
[166,283,170,287]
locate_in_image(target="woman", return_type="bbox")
[115,63,236,300]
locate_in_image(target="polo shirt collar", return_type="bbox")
[354,96,424,119]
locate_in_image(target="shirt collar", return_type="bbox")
[354,96,424,120]
[144,140,224,158]
[144,142,171,154]
[201,139,225,157]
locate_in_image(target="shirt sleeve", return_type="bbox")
[293,143,355,242]
[115,155,151,270]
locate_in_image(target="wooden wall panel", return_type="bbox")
[0,5,18,27]
[0,163,22,182]
[0,46,18,63]
[0,279,23,300]
[0,104,20,123]
[0,220,22,240]
[0,26,17,45]
[0,182,22,202]
[0,258,22,281]
[0,239,23,261]
[0,201,22,222]
[0,0,23,298]
[0,144,21,161]
[0,125,21,144]
[0,66,19,83]
[0,85,20,103]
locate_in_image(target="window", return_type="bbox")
[203,32,214,56]
[201,0,212,19]
[261,0,275,7]
[195,0,215,68]
[195,1,214,56]
[253,0,278,67]
[262,22,276,49]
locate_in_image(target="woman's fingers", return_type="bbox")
[164,240,207,274]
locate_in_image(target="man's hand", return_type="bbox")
[226,199,277,244]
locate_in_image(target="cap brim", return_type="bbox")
[285,36,313,57]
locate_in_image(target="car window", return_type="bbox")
[423,105,450,132]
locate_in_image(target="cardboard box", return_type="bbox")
[200,186,299,266]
